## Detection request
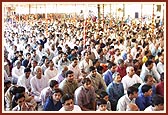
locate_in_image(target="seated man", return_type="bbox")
[135,84,153,111]
[59,94,81,111]
[144,94,164,111]
[74,78,96,111]
[12,93,35,111]
[116,86,138,111]
[43,89,63,111]
[40,80,59,106]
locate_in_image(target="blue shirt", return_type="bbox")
[106,82,124,107]
[43,96,62,111]
[138,83,156,97]
[103,70,114,86]
[135,93,152,111]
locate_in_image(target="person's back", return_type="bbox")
[5,85,18,111]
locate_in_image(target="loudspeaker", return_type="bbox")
[135,12,139,18]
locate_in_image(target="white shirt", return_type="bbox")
[121,74,143,94]
[44,67,58,82]
[17,74,33,92]
[4,70,10,80]
[40,86,52,105]
[79,59,93,74]
[59,105,82,111]
[30,76,48,96]
[157,62,164,74]
[68,64,81,80]
[116,94,136,111]
[144,105,155,111]
[12,66,25,78]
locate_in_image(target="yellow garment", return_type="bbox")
[142,56,148,64]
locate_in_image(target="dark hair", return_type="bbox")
[14,93,25,102]
[144,50,149,55]
[118,59,124,65]
[10,86,18,95]
[127,86,138,96]
[157,52,162,57]
[49,80,59,88]
[89,66,96,72]
[151,94,164,107]
[74,46,78,50]
[133,59,138,64]
[52,89,63,96]
[31,49,36,53]
[83,51,88,56]
[65,70,74,78]
[26,52,31,56]
[148,55,155,60]
[97,48,103,54]
[61,94,73,104]
[24,68,31,73]
[144,75,153,82]
[72,57,78,61]
[107,62,116,69]
[99,91,108,98]
[82,78,91,84]
[145,60,153,67]
[4,80,11,85]
[97,99,107,106]
[93,59,99,65]
[97,66,103,73]
[141,84,152,93]
[160,72,164,81]
[17,86,25,93]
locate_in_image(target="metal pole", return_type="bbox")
[110,4,111,17]
[123,4,125,18]
[98,4,100,28]
[141,4,143,22]
[162,4,164,25]
[152,4,155,33]
[103,4,105,30]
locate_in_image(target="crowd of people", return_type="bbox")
[3,10,165,112]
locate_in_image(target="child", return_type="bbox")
[96,99,108,111]
[99,91,112,111]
